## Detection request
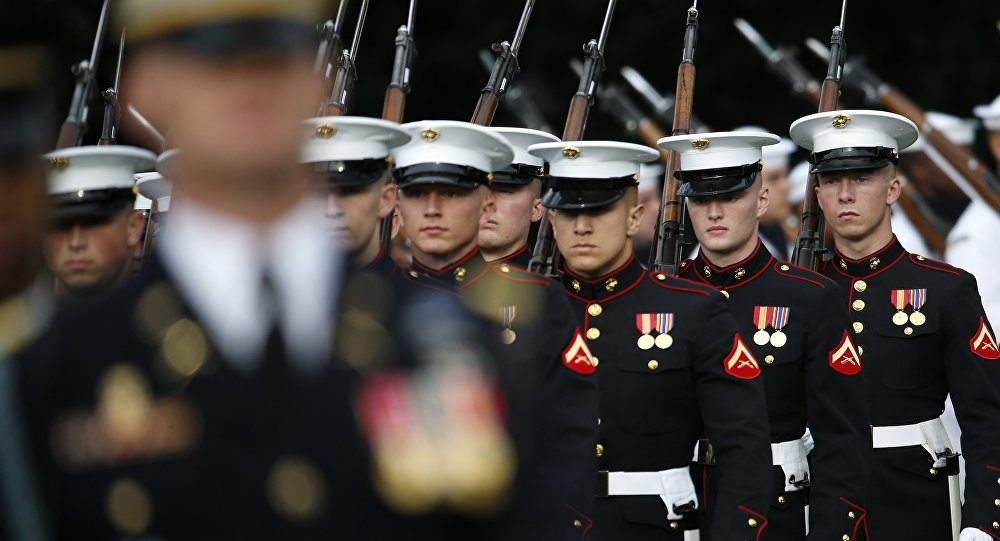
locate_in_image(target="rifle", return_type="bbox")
[55,0,111,149]
[805,39,1000,214]
[381,0,417,123]
[570,59,670,164]
[648,0,700,275]
[127,103,166,152]
[325,0,370,116]
[528,0,618,277]
[788,0,848,271]
[479,50,553,132]
[618,65,709,134]
[470,0,536,126]
[97,30,125,146]
[736,18,950,256]
[315,0,351,116]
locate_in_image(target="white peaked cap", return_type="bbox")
[488,127,560,168]
[734,125,796,169]
[134,193,152,211]
[135,171,172,212]
[638,161,665,192]
[527,140,659,178]
[45,145,157,195]
[156,149,180,179]
[301,116,411,163]
[789,110,918,153]
[904,111,977,154]
[788,161,811,206]
[393,120,514,172]
[657,131,781,171]
[973,94,1000,131]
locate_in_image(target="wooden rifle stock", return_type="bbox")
[324,102,347,117]
[470,92,501,127]
[382,86,407,124]
[563,94,592,142]
[55,122,81,150]
[636,120,670,163]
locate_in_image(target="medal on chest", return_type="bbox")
[501,305,517,345]
[752,306,790,348]
[890,289,927,327]
[636,313,674,350]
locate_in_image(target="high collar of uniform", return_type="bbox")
[561,252,644,301]
[493,243,531,267]
[411,247,489,288]
[694,238,773,288]
[832,235,906,278]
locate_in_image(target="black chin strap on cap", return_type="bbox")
[676,162,762,197]
[491,162,547,185]
[808,146,899,174]
[393,163,491,188]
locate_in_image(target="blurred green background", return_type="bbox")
[10,0,1000,163]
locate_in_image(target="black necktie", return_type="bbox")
[257,270,291,399]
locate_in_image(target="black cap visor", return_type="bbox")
[808,146,898,174]
[49,188,133,224]
[677,162,762,197]
[541,175,636,210]
[394,163,489,189]
[156,18,316,59]
[310,158,390,189]
[490,162,546,186]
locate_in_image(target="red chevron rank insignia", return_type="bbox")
[829,330,862,375]
[724,335,760,380]
[562,328,598,375]
[970,317,1000,360]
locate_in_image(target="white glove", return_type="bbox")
[959,527,992,541]
[800,428,815,455]
[658,468,698,520]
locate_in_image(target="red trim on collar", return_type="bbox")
[562,252,636,284]
[495,243,528,263]
[459,265,493,289]
[699,239,763,272]
[413,247,482,275]
[834,235,899,264]
[563,268,646,304]
[831,251,906,281]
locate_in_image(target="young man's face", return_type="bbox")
[633,187,661,249]
[686,178,768,259]
[0,159,48,298]
[550,190,644,278]
[125,48,318,186]
[318,174,396,255]
[478,180,542,257]
[760,165,790,223]
[43,208,143,293]
[816,165,900,244]
[397,184,485,265]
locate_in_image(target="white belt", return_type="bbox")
[872,416,955,467]
[772,437,811,493]
[599,466,697,520]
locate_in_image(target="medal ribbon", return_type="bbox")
[769,307,790,331]
[910,289,926,311]
[655,313,674,334]
[502,305,517,329]
[753,306,769,331]
[635,314,655,334]
[891,289,912,310]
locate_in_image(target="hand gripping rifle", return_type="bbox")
[735,18,949,255]
[381,0,417,123]
[470,0,536,126]
[789,0,848,270]
[97,30,125,146]
[648,0,700,275]
[325,0,370,116]
[56,0,111,149]
[314,0,351,115]
[527,0,618,277]
[805,38,1000,214]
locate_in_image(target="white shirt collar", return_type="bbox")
[158,195,341,373]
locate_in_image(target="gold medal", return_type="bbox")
[909,311,926,326]
[501,329,516,345]
[769,330,787,348]
[637,334,655,350]
[892,311,908,326]
[655,333,673,350]
[753,330,770,346]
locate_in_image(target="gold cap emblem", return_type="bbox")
[420,128,441,142]
[314,124,337,138]
[832,114,852,129]
[562,147,581,159]
[691,139,710,150]
[49,157,70,170]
